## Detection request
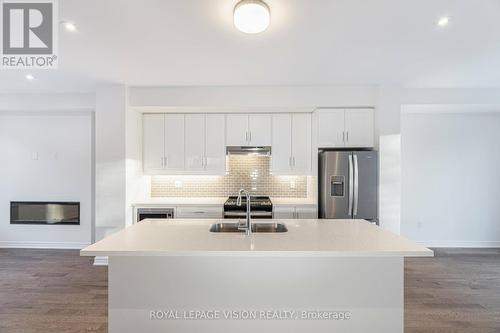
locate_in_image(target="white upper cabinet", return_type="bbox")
[185,114,205,171]
[317,109,345,147]
[271,114,292,174]
[204,114,226,174]
[143,114,165,172]
[226,114,271,146]
[317,108,374,148]
[248,114,271,146]
[344,108,374,148]
[226,114,248,146]
[291,113,312,174]
[271,113,311,175]
[143,113,225,175]
[163,114,185,171]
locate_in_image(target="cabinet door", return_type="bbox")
[226,114,248,146]
[184,114,205,171]
[271,114,292,174]
[163,114,185,170]
[175,206,223,219]
[295,206,318,219]
[317,109,345,147]
[273,206,296,219]
[344,108,374,148]
[205,114,226,174]
[291,113,312,175]
[143,114,164,172]
[248,114,271,146]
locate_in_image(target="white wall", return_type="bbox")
[401,107,500,247]
[129,85,378,109]
[378,134,401,234]
[95,85,128,240]
[375,87,500,236]
[0,113,92,248]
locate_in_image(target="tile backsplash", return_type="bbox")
[151,155,309,198]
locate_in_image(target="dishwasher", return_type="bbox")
[136,208,175,222]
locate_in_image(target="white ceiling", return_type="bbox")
[1,0,500,92]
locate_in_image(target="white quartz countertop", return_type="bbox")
[81,219,433,258]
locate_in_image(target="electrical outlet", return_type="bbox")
[417,221,423,229]
[31,152,38,160]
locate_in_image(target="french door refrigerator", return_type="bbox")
[318,150,378,222]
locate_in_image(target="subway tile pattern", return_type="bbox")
[151,155,308,197]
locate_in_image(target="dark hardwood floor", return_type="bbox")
[0,248,499,332]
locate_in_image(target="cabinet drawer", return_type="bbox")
[175,206,223,218]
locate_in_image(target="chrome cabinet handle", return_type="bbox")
[160,157,164,168]
[342,131,345,142]
[292,156,296,167]
[249,131,252,142]
[346,131,349,142]
[289,156,293,168]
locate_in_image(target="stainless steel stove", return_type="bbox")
[223,195,273,219]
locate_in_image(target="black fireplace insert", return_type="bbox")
[10,201,80,225]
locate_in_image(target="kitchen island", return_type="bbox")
[81,219,432,333]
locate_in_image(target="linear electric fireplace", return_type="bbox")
[10,201,80,225]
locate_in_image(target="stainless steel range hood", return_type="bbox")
[226,146,271,156]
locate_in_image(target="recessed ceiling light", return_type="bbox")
[437,16,450,27]
[62,21,77,32]
[234,0,270,34]
[25,74,35,80]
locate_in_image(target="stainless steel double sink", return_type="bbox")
[209,222,288,233]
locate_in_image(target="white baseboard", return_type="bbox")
[0,241,90,249]
[418,241,500,248]
[93,256,109,266]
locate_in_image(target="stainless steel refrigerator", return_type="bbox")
[318,150,378,222]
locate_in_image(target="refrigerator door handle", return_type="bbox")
[353,154,359,216]
[348,154,354,216]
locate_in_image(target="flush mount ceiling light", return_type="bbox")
[437,16,450,27]
[233,0,270,34]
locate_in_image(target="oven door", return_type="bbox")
[223,210,273,219]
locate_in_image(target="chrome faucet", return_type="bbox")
[236,189,252,235]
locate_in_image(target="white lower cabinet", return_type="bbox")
[295,206,318,219]
[273,206,296,219]
[273,205,317,219]
[175,206,223,219]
